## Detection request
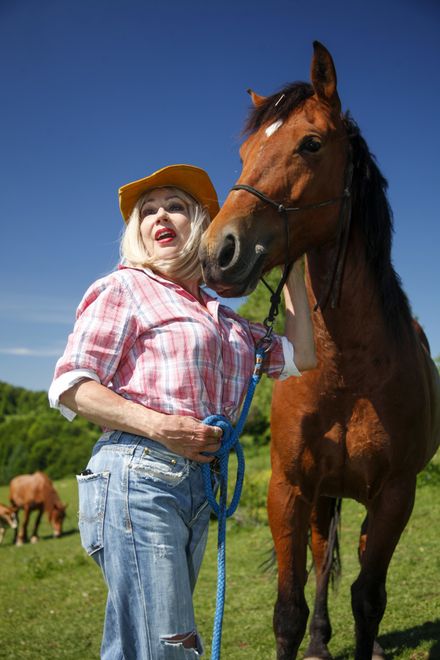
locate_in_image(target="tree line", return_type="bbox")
[0,382,100,485]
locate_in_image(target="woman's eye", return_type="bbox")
[141,208,156,217]
[168,203,185,213]
[300,137,322,153]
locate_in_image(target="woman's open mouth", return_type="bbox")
[155,227,177,244]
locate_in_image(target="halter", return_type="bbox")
[231,154,353,319]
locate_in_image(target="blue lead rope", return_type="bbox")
[201,345,267,660]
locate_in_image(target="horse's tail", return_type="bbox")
[322,497,342,588]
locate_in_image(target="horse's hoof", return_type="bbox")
[371,639,385,659]
[15,539,24,546]
[304,645,333,660]
[30,536,39,544]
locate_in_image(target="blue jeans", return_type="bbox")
[77,431,211,659]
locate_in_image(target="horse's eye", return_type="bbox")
[300,138,322,153]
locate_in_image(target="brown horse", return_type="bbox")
[200,42,440,660]
[0,503,17,544]
[9,471,67,545]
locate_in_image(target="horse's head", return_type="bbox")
[0,505,17,529]
[51,502,67,537]
[200,41,350,297]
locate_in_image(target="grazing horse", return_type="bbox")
[9,471,67,545]
[200,42,440,660]
[0,503,17,544]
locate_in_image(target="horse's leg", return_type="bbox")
[357,514,384,659]
[30,506,44,543]
[351,477,416,660]
[17,506,30,545]
[304,497,341,660]
[268,476,311,660]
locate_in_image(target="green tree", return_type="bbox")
[0,382,100,484]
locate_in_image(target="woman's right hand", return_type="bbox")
[157,415,223,463]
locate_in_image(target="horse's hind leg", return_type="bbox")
[351,476,416,660]
[268,476,311,659]
[304,497,341,660]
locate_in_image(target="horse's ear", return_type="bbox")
[247,88,267,107]
[310,41,341,111]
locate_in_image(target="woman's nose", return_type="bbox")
[155,207,169,222]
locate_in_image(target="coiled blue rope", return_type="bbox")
[201,345,267,660]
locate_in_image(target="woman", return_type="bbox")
[49,164,316,659]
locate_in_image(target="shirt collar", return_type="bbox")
[118,264,219,307]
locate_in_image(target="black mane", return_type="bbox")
[343,114,413,336]
[244,82,413,338]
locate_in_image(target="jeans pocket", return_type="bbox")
[76,471,110,555]
[131,446,189,488]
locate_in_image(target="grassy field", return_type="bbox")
[0,447,439,659]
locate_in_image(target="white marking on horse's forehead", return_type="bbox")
[265,119,283,137]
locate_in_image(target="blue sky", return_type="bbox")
[1,0,439,391]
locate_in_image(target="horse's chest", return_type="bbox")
[290,397,393,501]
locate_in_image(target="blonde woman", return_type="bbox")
[49,164,316,659]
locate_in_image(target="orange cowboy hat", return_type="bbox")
[118,164,220,222]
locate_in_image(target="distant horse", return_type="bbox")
[0,503,17,544]
[9,471,67,545]
[200,42,440,660]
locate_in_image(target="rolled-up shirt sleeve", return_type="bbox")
[48,276,139,419]
[247,321,301,379]
[48,369,101,420]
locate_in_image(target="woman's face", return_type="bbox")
[139,188,192,261]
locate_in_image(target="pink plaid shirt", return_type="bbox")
[49,266,299,423]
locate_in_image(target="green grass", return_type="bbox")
[0,451,439,659]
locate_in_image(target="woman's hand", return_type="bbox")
[156,416,222,463]
[60,379,222,463]
[283,256,317,372]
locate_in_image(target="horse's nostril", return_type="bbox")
[218,235,237,269]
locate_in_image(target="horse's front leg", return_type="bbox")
[351,476,416,660]
[30,506,44,543]
[268,474,311,659]
[16,506,30,545]
[304,497,341,660]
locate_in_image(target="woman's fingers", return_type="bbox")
[161,416,224,461]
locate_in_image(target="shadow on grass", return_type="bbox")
[334,620,440,659]
[0,527,79,547]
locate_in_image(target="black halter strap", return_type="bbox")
[231,154,353,316]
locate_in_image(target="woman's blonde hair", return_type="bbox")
[120,186,211,282]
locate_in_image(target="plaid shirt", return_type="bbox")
[49,266,299,423]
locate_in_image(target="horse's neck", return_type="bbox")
[45,489,61,512]
[307,226,383,346]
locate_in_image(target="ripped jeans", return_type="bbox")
[77,431,211,659]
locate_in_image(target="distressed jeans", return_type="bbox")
[77,431,211,659]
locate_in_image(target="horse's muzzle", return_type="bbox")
[199,222,271,296]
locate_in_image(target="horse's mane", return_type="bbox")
[244,82,314,134]
[245,82,414,338]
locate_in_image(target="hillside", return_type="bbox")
[0,381,100,485]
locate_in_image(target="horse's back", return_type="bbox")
[420,346,440,466]
[9,471,53,508]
